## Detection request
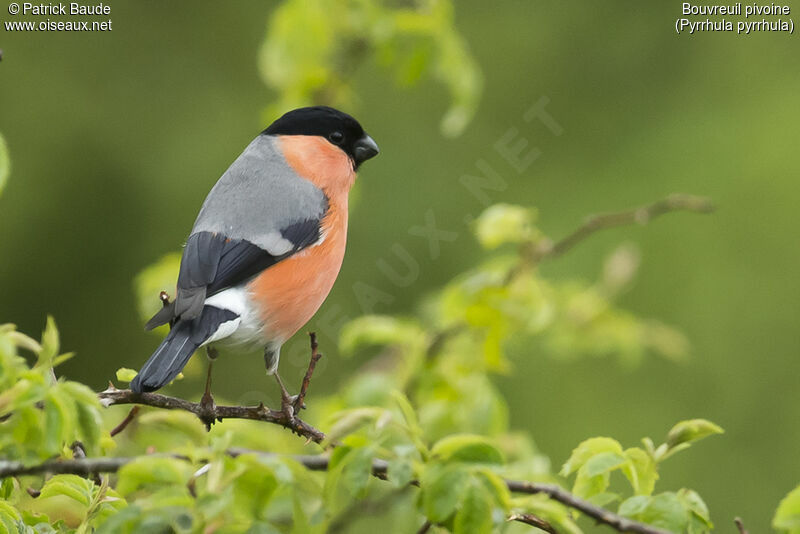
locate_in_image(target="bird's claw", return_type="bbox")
[199,390,217,431]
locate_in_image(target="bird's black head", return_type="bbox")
[263,106,379,168]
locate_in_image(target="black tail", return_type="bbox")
[131,306,238,393]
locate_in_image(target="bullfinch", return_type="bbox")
[130,106,379,407]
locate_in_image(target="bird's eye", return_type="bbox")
[328,131,344,145]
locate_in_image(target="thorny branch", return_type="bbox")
[98,387,326,444]
[0,451,668,534]
[101,330,326,443]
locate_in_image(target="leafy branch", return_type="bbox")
[0,449,670,534]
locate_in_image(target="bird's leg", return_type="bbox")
[264,346,298,422]
[199,347,218,430]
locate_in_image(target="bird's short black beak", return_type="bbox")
[354,134,379,166]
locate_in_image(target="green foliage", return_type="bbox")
[619,490,712,534]
[259,0,482,137]
[665,419,724,451]
[473,204,541,250]
[0,320,105,463]
[774,486,800,533]
[559,425,720,532]
[1,198,792,534]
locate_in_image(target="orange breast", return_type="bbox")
[247,204,347,343]
[246,135,355,343]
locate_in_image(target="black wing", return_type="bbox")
[144,220,323,330]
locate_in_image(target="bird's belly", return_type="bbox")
[247,216,347,344]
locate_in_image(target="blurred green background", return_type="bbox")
[1,1,798,530]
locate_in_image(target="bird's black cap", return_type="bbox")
[263,106,379,167]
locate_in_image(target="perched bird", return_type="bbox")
[130,106,379,409]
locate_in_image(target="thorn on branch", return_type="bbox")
[735,517,749,534]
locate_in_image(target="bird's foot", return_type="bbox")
[274,372,300,424]
[199,390,217,431]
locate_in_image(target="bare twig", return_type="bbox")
[294,332,322,413]
[509,513,558,533]
[98,386,325,444]
[109,406,140,437]
[734,517,749,534]
[533,193,714,262]
[0,456,135,478]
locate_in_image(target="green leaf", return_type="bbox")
[622,447,659,496]
[473,468,511,513]
[431,434,504,464]
[665,419,723,450]
[421,465,469,522]
[0,478,14,500]
[43,386,76,455]
[116,457,193,496]
[619,495,651,517]
[582,451,627,477]
[340,445,374,498]
[774,485,800,532]
[0,132,9,197]
[339,315,425,356]
[473,204,538,250]
[324,407,384,444]
[560,437,624,477]
[0,501,21,522]
[565,441,633,500]
[115,368,138,384]
[454,480,493,534]
[391,390,422,438]
[39,475,95,508]
[619,492,689,533]
[37,316,60,369]
[678,488,713,533]
[60,381,103,455]
[231,455,279,521]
